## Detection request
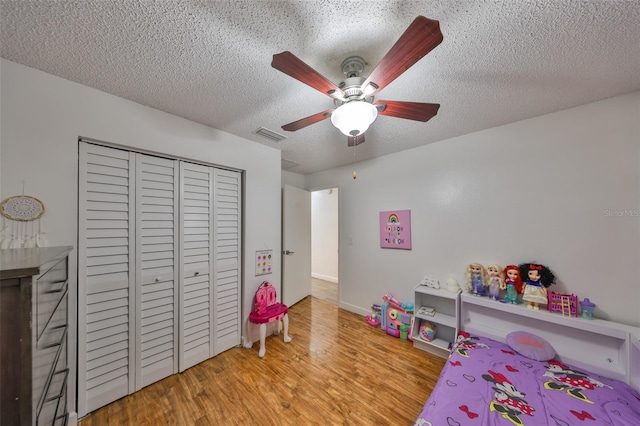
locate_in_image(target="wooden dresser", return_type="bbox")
[1,246,72,426]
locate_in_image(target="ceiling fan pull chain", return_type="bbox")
[352,143,357,180]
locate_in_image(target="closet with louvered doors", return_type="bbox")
[77,142,242,417]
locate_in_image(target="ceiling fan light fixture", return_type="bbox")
[330,101,378,137]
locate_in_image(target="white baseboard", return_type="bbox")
[312,272,338,283]
[339,301,369,317]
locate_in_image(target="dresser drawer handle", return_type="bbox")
[194,271,200,276]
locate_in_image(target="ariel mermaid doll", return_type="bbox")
[501,265,522,304]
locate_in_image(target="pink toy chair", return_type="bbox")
[248,281,291,357]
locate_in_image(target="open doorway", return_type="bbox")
[311,187,339,305]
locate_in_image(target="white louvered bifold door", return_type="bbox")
[179,162,214,371]
[78,143,135,417]
[79,143,244,414]
[212,169,242,355]
[135,154,179,389]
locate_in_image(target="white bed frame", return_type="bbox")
[460,293,640,391]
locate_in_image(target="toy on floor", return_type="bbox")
[381,293,414,340]
[400,324,409,341]
[248,281,292,358]
[366,304,382,327]
[383,292,410,309]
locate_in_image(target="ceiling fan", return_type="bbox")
[271,15,443,147]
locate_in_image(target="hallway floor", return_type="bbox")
[311,277,338,305]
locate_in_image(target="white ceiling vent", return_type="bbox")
[281,159,299,170]
[254,127,287,142]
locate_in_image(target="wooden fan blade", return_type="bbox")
[374,101,440,122]
[362,16,443,96]
[347,134,365,147]
[272,52,345,99]
[281,109,334,132]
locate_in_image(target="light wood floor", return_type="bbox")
[79,296,446,425]
[311,277,338,305]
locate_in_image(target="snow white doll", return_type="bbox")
[502,265,523,304]
[518,263,556,310]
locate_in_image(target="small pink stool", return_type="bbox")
[248,281,291,358]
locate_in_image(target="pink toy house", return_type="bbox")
[547,291,579,317]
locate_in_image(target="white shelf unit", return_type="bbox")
[626,330,640,392]
[412,285,460,358]
[460,292,640,387]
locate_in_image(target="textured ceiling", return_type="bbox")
[1,0,639,174]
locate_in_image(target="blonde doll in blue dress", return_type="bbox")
[465,263,488,296]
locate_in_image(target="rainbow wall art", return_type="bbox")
[379,210,412,250]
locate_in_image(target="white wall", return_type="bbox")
[312,188,339,282]
[282,170,306,188]
[0,59,282,421]
[307,91,640,327]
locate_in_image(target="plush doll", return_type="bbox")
[518,263,556,310]
[486,264,505,301]
[465,263,488,296]
[502,265,522,304]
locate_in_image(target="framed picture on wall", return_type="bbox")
[255,249,273,275]
[379,209,412,250]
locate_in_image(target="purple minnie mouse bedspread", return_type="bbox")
[415,333,640,426]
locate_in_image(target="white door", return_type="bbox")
[212,169,242,355]
[134,154,179,389]
[179,162,214,371]
[282,184,311,307]
[78,143,136,416]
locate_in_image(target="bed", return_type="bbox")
[414,293,640,426]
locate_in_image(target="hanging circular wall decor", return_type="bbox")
[1,195,46,221]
